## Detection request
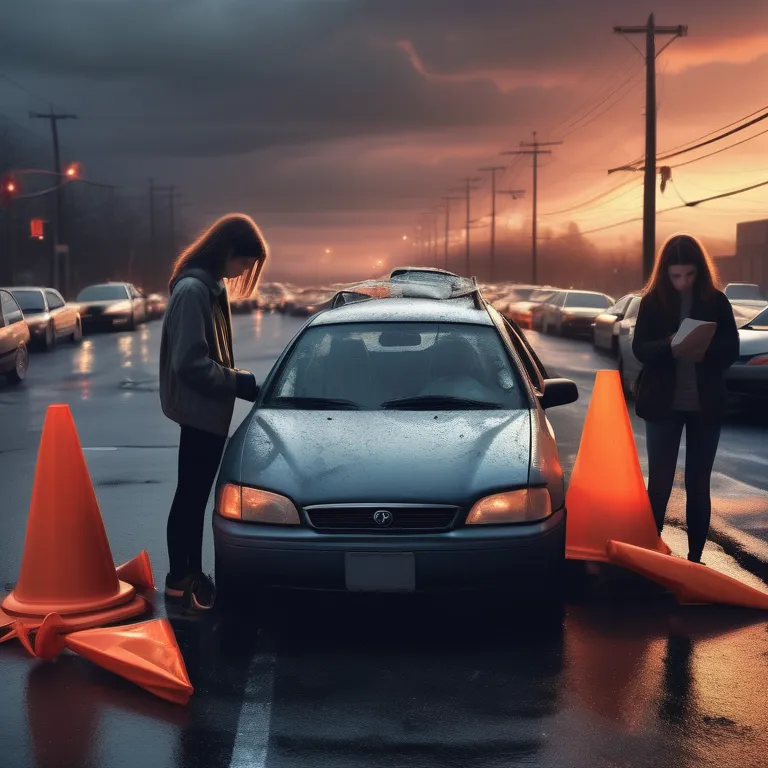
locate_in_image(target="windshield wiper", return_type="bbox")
[266,396,361,410]
[381,395,503,410]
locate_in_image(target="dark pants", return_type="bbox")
[645,413,722,561]
[167,425,228,579]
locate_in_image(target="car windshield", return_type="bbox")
[530,289,556,303]
[263,322,526,410]
[76,285,128,301]
[564,292,611,309]
[11,290,46,313]
[744,306,768,330]
[726,284,764,301]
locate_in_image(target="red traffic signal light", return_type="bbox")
[64,163,80,179]
[30,219,45,239]
[4,178,16,194]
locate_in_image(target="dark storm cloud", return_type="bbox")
[2,1,765,158]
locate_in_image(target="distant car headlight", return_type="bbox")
[217,483,301,524]
[104,301,132,314]
[466,488,552,525]
[746,355,768,366]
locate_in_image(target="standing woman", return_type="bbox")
[159,214,267,610]
[632,234,739,563]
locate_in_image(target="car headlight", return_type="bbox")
[746,355,768,366]
[104,301,132,314]
[466,488,552,525]
[217,483,301,524]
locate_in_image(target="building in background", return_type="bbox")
[727,219,768,290]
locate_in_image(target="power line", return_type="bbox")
[539,176,768,240]
[540,177,642,217]
[0,73,54,107]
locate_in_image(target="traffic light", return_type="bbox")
[64,163,80,179]
[3,177,16,194]
[30,219,45,240]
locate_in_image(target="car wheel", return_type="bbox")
[43,322,56,352]
[618,356,635,399]
[127,312,136,332]
[7,345,29,384]
[71,319,83,344]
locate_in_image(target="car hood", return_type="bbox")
[737,328,768,356]
[229,410,532,506]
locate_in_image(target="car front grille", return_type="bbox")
[305,504,459,532]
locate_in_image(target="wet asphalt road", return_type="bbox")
[1,312,767,768]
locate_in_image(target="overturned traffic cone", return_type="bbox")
[566,370,669,562]
[607,541,768,610]
[117,550,155,591]
[1,405,146,627]
[31,614,193,705]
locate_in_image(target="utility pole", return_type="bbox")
[495,188,526,283]
[502,132,562,285]
[30,109,78,293]
[478,166,507,283]
[440,196,462,270]
[452,177,481,276]
[613,16,687,282]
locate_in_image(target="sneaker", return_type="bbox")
[165,573,195,599]
[183,573,216,611]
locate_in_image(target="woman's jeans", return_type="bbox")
[645,413,722,561]
[167,425,228,579]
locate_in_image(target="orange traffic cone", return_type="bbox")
[32,614,193,705]
[1,405,142,621]
[607,541,768,610]
[566,370,669,562]
[117,550,156,591]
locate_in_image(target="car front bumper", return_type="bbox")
[80,314,132,330]
[213,507,566,592]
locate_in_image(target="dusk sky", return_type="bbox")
[2,1,768,281]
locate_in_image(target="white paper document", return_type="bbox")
[672,318,717,351]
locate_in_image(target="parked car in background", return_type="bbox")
[725,304,768,402]
[5,287,81,351]
[257,283,289,312]
[592,293,640,355]
[145,293,168,319]
[615,295,643,397]
[75,282,147,332]
[212,291,578,600]
[230,296,256,314]
[503,287,559,329]
[536,290,614,338]
[724,282,766,303]
[0,289,30,384]
[288,288,336,317]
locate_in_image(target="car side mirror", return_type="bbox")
[539,378,579,409]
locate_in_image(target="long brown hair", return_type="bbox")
[169,214,268,300]
[643,233,719,309]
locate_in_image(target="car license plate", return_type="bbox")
[344,552,415,592]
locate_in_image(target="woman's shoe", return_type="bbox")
[183,573,216,611]
[165,573,195,599]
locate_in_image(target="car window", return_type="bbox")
[76,285,129,301]
[563,292,612,309]
[45,291,64,310]
[624,296,641,320]
[725,284,763,301]
[501,316,546,391]
[608,295,632,316]
[744,306,768,330]
[264,322,527,410]
[11,289,46,314]
[1,290,24,325]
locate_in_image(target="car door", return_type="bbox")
[617,296,643,390]
[129,285,146,322]
[44,290,70,337]
[545,292,565,331]
[594,295,632,350]
[0,289,28,371]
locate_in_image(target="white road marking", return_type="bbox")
[229,652,277,768]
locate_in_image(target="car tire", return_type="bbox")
[7,345,28,384]
[43,322,56,352]
[71,319,83,344]
[127,312,136,332]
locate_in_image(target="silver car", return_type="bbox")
[617,297,768,402]
[213,295,578,599]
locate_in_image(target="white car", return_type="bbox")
[617,297,768,402]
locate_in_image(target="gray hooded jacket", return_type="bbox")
[159,268,253,436]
